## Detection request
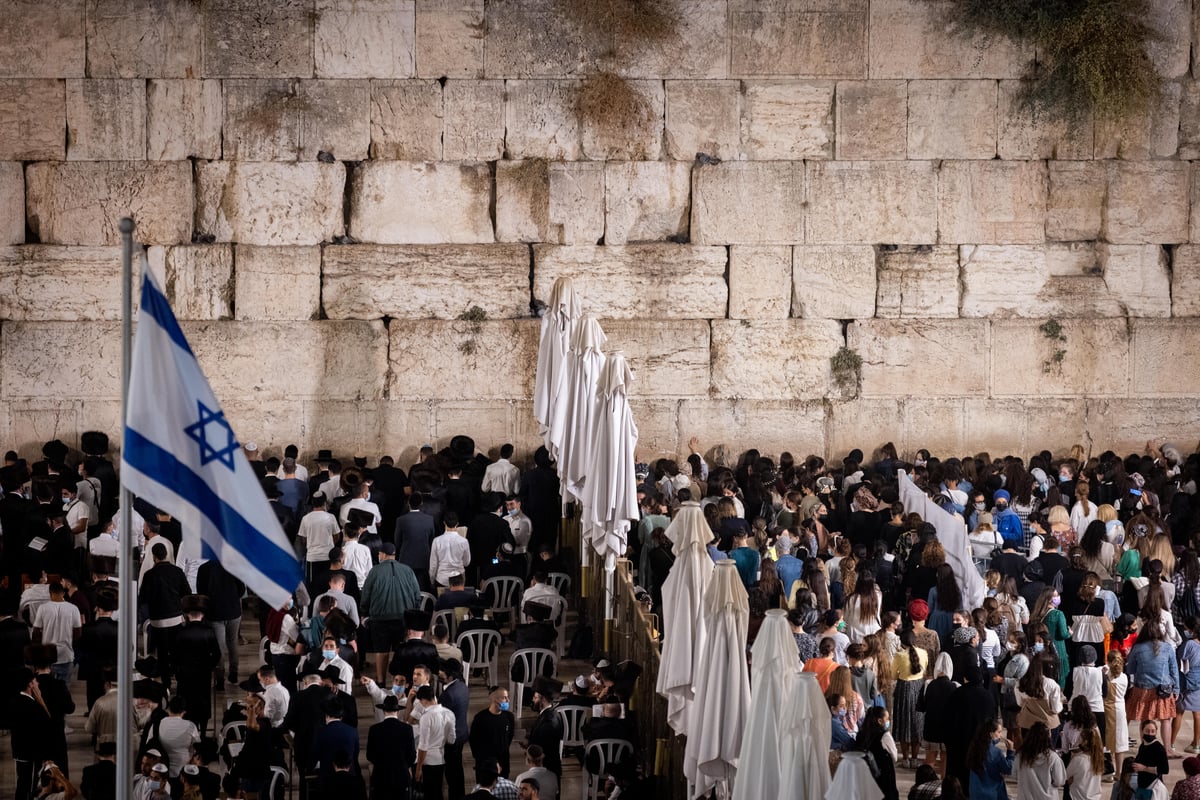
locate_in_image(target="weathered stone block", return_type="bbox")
[730,0,867,78]
[807,161,937,244]
[66,80,146,161]
[0,246,122,320]
[1047,161,1105,241]
[481,1,586,78]
[1094,82,1181,159]
[222,399,307,454]
[692,162,804,245]
[233,246,322,321]
[1131,320,1200,396]
[414,0,485,79]
[907,80,997,160]
[1147,0,1191,79]
[711,320,844,400]
[594,319,712,398]
[533,245,728,319]
[1084,399,1200,455]
[676,400,827,460]
[85,0,202,78]
[729,246,792,319]
[27,162,193,246]
[990,319,1129,397]
[963,398,1089,456]
[389,319,538,400]
[959,243,1125,319]
[830,398,967,459]
[0,80,66,160]
[664,80,740,161]
[442,80,504,160]
[1172,245,1200,317]
[1182,81,1200,160]
[849,319,990,398]
[869,0,1032,78]
[369,79,443,160]
[937,161,1047,244]
[793,245,877,319]
[834,80,907,160]
[147,80,222,160]
[433,401,514,456]
[504,80,582,160]
[1097,244,1172,318]
[495,161,604,245]
[875,246,960,318]
[740,81,834,159]
[322,244,529,319]
[623,399,680,459]
[196,161,345,246]
[153,244,234,320]
[0,1,85,78]
[224,79,371,161]
[1105,162,1189,244]
[599,0,730,80]
[996,81,1093,160]
[315,0,415,78]
[579,79,664,161]
[1,322,121,399]
[202,0,313,78]
[604,161,690,245]
[349,161,492,244]
[0,163,22,245]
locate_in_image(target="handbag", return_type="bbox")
[1156,684,1174,698]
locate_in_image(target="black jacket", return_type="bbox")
[366,717,415,793]
[138,562,190,621]
[196,561,245,622]
[81,760,116,800]
[526,705,564,776]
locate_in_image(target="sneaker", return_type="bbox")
[1187,745,1200,754]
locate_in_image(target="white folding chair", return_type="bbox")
[546,571,571,597]
[258,637,270,668]
[431,608,458,642]
[267,764,290,800]
[418,592,436,615]
[456,628,501,687]
[584,738,634,800]
[482,576,524,629]
[555,705,588,758]
[508,647,558,720]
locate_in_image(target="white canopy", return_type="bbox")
[825,751,882,800]
[533,276,579,460]
[554,315,606,511]
[580,352,639,564]
[898,469,986,609]
[781,671,833,800]
[732,608,799,800]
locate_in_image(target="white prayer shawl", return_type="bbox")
[684,561,750,800]
[656,502,714,735]
[533,277,579,460]
[732,609,799,800]
[580,353,639,563]
[554,315,606,511]
[825,751,883,800]
[781,671,833,800]
[898,470,986,609]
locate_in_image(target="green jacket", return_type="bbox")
[360,560,421,621]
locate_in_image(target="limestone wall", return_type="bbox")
[2,0,1200,465]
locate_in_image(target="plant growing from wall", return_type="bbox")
[942,0,1161,123]
[830,346,863,397]
[1039,318,1068,375]
[457,305,488,357]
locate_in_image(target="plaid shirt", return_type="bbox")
[908,780,942,800]
[472,777,519,800]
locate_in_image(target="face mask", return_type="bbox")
[837,621,846,632]
[883,721,891,732]
[837,708,847,719]
[392,685,404,695]
[62,498,71,507]
[1005,642,1017,652]
[1144,734,1156,744]
[974,502,985,511]
[499,701,511,712]
[322,649,336,660]
[284,600,293,610]
[149,781,162,792]
[1050,596,1061,608]
[1033,642,1045,654]
[507,508,518,516]
[996,502,1008,511]
[1059,474,1070,483]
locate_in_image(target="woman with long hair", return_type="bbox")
[844,569,882,644]
[1014,722,1066,800]
[1078,519,1116,581]
[757,558,783,609]
[802,556,830,612]
[1174,550,1200,622]
[1140,576,1183,646]
[1064,726,1104,800]
[855,706,899,800]
[864,631,896,715]
[927,562,961,649]
[1031,587,1071,686]
[1173,615,1200,755]
[1069,481,1097,542]
[890,628,928,768]
[965,719,1014,800]
[827,665,866,735]
[1126,620,1183,758]
[1067,575,1107,668]
[1016,653,1064,738]
[1105,649,1131,778]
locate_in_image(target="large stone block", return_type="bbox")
[1131,320,1200,396]
[442,80,504,161]
[741,81,834,159]
[691,162,804,245]
[963,398,1089,456]
[1047,161,1105,241]
[1084,399,1200,454]
[834,80,907,160]
[349,161,491,244]
[389,319,539,400]
[85,0,202,78]
[996,81,1093,160]
[0,1,85,78]
[1147,0,1191,79]
[875,246,960,318]
[579,79,664,161]
[1,322,121,399]
[233,245,322,321]
[1094,82,1181,159]
[711,320,844,400]
[315,0,415,78]
[676,399,827,460]
[869,0,1031,78]
[907,80,997,160]
[990,319,1130,397]
[0,246,122,320]
[66,80,146,161]
[481,1,586,78]
[147,80,222,160]
[432,401,517,457]
[0,163,22,245]
[849,319,990,398]
[153,244,234,320]
[729,246,792,319]
[1172,245,1200,317]
[1182,81,1200,160]
[202,0,313,78]
[322,244,529,319]
[414,0,485,79]
[504,80,582,160]
[0,80,66,160]
[196,161,344,246]
[958,244,1124,318]
[369,79,444,160]
[1104,162,1189,244]
[1097,244,1172,318]
[829,398,967,459]
[729,0,867,78]
[604,161,690,245]
[222,399,308,455]
[664,80,740,161]
[27,162,193,246]
[793,244,877,319]
[533,245,728,319]
[594,319,711,399]
[623,399,681,459]
[224,79,371,161]
[807,161,938,244]
[937,161,1048,244]
[495,161,604,245]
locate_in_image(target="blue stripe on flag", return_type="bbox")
[125,427,300,591]
[139,274,195,356]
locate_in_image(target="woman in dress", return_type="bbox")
[891,628,928,769]
[1132,720,1170,796]
[1105,649,1131,779]
[1125,621,1182,759]
[1032,587,1071,686]
[908,599,941,678]
[1068,575,1108,668]
[844,570,883,644]
[927,563,961,649]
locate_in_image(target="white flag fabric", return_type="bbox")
[121,269,301,607]
[898,469,986,609]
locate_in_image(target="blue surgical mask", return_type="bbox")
[149,781,162,792]
[499,701,511,712]
[836,708,847,719]
[322,649,336,660]
[1033,642,1045,654]
[392,685,404,695]
[883,721,891,732]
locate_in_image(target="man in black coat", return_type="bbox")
[467,495,515,587]
[524,677,564,777]
[11,667,58,798]
[77,593,119,711]
[369,456,409,541]
[366,696,415,800]
[80,741,117,800]
[389,610,438,684]
[196,560,245,688]
[283,668,332,800]
[944,664,998,792]
[138,543,190,688]
[172,595,222,733]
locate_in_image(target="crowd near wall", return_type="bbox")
[2,0,1200,465]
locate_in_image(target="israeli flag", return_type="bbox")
[121,268,301,607]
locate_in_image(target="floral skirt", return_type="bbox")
[1126,685,1176,721]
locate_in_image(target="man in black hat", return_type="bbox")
[172,595,221,733]
[308,449,334,495]
[367,694,416,800]
[314,697,359,785]
[466,494,515,587]
[11,666,57,799]
[513,602,558,650]
[0,464,31,588]
[138,542,191,689]
[369,454,409,539]
[283,668,331,800]
[81,741,117,800]
[438,658,469,800]
[79,431,118,525]
[321,664,357,727]
[390,610,438,684]
[458,599,502,637]
[525,677,564,777]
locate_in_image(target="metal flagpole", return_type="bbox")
[117,217,136,800]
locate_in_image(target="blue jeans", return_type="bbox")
[51,662,71,683]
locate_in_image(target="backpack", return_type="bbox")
[995,512,1023,547]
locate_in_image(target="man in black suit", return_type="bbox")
[582,702,639,774]
[138,543,190,688]
[314,699,360,785]
[366,695,416,800]
[172,595,222,733]
[283,668,331,800]
[389,610,438,685]
[0,592,31,698]
[467,495,515,587]
[80,741,117,800]
[524,678,564,778]
[77,592,118,711]
[11,667,57,800]
[369,455,409,541]
[394,493,436,592]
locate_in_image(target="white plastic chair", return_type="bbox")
[258,636,270,668]
[508,647,558,720]
[546,571,571,597]
[520,594,569,656]
[482,576,524,629]
[267,764,290,800]
[456,628,501,687]
[584,738,634,800]
[556,704,588,757]
[418,592,436,615]
[431,608,458,642]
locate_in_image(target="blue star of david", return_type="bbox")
[183,401,240,471]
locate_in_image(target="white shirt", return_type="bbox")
[77,477,102,526]
[66,499,90,546]
[430,532,472,588]
[523,583,561,608]
[481,459,521,497]
[342,540,373,587]
[298,510,340,563]
[318,476,344,504]
[506,511,532,553]
[340,498,381,534]
[90,533,120,559]
[262,681,290,728]
[417,704,457,765]
[33,599,82,663]
[157,715,200,777]
[269,614,300,656]
[276,464,309,482]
